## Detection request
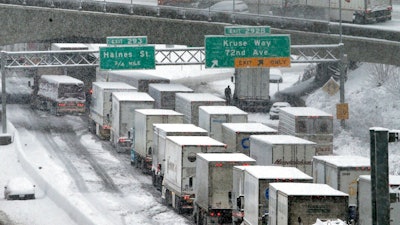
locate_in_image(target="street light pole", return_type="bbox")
[339,0,346,128]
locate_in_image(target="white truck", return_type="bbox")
[110,92,155,153]
[152,123,208,190]
[96,70,170,92]
[357,175,400,225]
[232,166,248,225]
[148,83,193,110]
[267,0,392,24]
[221,122,278,155]
[312,155,371,206]
[269,183,349,225]
[242,166,313,225]
[249,134,317,175]
[279,107,333,155]
[194,153,256,225]
[132,109,184,173]
[162,136,229,214]
[198,106,248,141]
[88,82,137,140]
[174,93,226,126]
[31,75,86,115]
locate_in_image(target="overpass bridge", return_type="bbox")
[0,2,400,66]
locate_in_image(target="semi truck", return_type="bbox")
[194,153,256,225]
[242,166,313,225]
[162,136,229,214]
[249,134,317,175]
[357,175,400,225]
[110,92,155,153]
[175,93,226,126]
[198,105,248,141]
[312,155,370,206]
[88,82,137,140]
[132,109,184,173]
[148,83,193,110]
[152,123,208,190]
[266,0,392,24]
[279,107,334,155]
[221,122,278,155]
[268,183,349,225]
[30,75,86,115]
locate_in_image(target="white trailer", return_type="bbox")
[132,109,184,173]
[269,183,349,225]
[152,123,208,190]
[89,82,137,140]
[175,93,226,126]
[312,155,371,206]
[267,0,392,24]
[111,92,154,153]
[148,83,193,109]
[357,175,400,225]
[221,123,278,156]
[162,136,228,214]
[243,166,313,225]
[194,153,256,225]
[249,135,316,176]
[198,106,248,141]
[279,107,333,155]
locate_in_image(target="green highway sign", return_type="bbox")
[99,45,155,70]
[106,36,148,45]
[205,35,291,68]
[224,26,271,36]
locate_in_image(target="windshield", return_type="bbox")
[58,84,85,100]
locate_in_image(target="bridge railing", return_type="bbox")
[1,44,341,69]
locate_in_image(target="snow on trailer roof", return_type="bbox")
[359,175,400,185]
[106,70,170,81]
[112,92,151,101]
[175,93,225,102]
[166,136,226,147]
[40,75,83,84]
[197,153,255,162]
[149,83,193,92]
[135,109,183,116]
[199,106,248,115]
[313,155,370,168]
[93,82,137,90]
[280,107,333,117]
[222,122,277,133]
[153,123,208,133]
[250,134,316,145]
[51,43,89,50]
[270,183,349,196]
[244,166,313,180]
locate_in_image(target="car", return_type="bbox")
[269,102,291,120]
[208,0,249,12]
[269,69,283,83]
[4,177,36,200]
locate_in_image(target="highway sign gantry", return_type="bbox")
[99,45,155,70]
[205,34,291,68]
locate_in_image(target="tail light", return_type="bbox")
[387,6,392,11]
[77,103,85,107]
[58,103,66,107]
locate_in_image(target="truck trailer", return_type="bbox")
[242,166,313,225]
[194,153,256,225]
[312,155,370,206]
[132,109,184,173]
[88,82,137,140]
[279,107,333,155]
[148,83,193,110]
[221,123,278,156]
[162,136,229,214]
[174,93,226,126]
[152,123,208,190]
[268,183,349,225]
[198,105,248,141]
[111,92,154,153]
[249,134,317,175]
[357,175,400,225]
[31,75,86,115]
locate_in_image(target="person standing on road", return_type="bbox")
[225,85,232,105]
